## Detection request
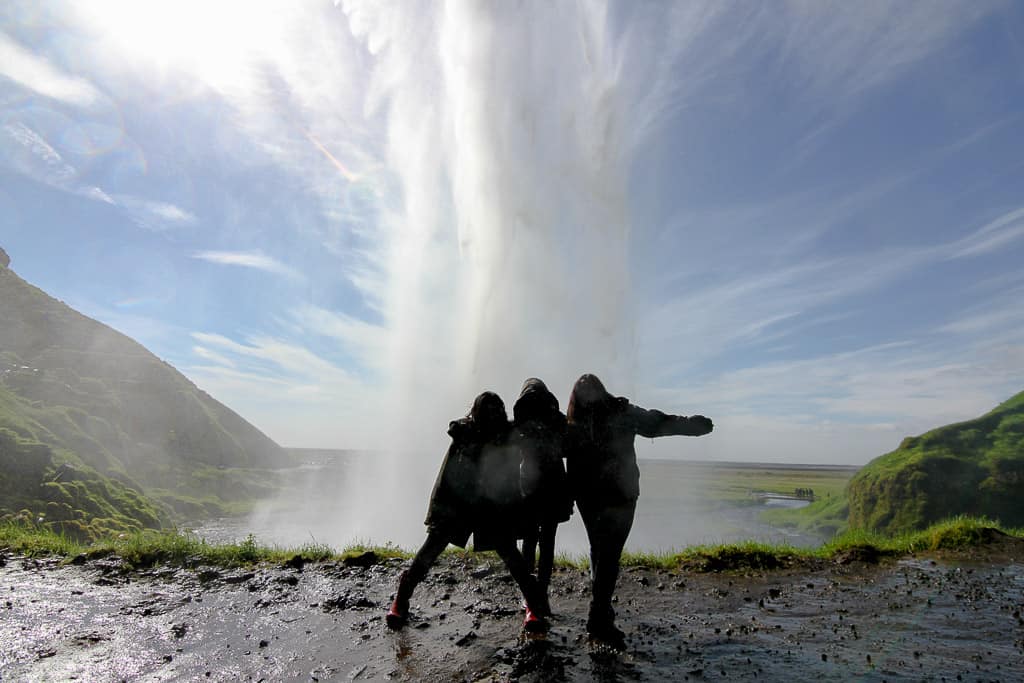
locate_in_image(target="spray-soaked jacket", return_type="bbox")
[423,392,523,550]
[566,375,714,505]
[511,378,573,524]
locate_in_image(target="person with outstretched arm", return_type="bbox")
[386,391,549,632]
[566,373,713,648]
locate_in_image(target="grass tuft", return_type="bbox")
[1,515,1020,574]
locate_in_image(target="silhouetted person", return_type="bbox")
[511,378,573,621]
[566,373,713,648]
[386,391,548,632]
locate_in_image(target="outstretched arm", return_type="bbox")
[628,405,714,438]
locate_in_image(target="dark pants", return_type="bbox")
[576,498,636,627]
[403,528,541,607]
[521,520,558,589]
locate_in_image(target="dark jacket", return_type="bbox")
[511,378,573,524]
[423,392,522,550]
[566,374,713,505]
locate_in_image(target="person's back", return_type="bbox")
[566,373,713,648]
[387,390,550,633]
[509,378,572,620]
[566,395,639,504]
[513,379,571,518]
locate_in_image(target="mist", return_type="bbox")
[301,2,655,551]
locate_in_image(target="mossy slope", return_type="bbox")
[0,260,286,537]
[848,390,1024,534]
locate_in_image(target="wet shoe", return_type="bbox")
[386,570,413,630]
[523,594,552,618]
[533,592,552,618]
[523,605,548,633]
[386,599,408,630]
[587,620,626,649]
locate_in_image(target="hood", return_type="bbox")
[513,377,560,425]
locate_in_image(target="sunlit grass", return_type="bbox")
[1,515,1020,573]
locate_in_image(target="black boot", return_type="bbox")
[533,582,552,618]
[587,605,625,649]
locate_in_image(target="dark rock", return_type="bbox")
[455,631,478,646]
[283,555,305,571]
[322,592,376,612]
[223,572,256,585]
[276,575,299,586]
[834,545,882,565]
[69,554,87,566]
[342,551,379,568]
[0,246,9,268]
[198,569,222,583]
[470,567,492,579]
[171,623,188,638]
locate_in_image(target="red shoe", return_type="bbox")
[523,605,548,633]
[386,570,413,630]
[386,598,408,630]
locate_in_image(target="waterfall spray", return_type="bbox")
[333,2,642,546]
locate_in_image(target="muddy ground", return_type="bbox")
[1,540,1023,682]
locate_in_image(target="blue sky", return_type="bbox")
[2,1,1023,465]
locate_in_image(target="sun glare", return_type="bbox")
[77,0,292,88]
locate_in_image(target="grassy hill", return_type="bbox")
[847,390,1024,534]
[0,254,288,538]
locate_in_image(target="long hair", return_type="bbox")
[566,373,619,431]
[468,391,509,439]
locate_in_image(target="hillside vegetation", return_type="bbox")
[848,390,1024,534]
[0,254,286,538]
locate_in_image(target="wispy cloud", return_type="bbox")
[185,330,386,448]
[0,31,102,106]
[190,332,358,386]
[191,251,303,281]
[114,195,198,232]
[1,121,198,231]
[291,304,387,373]
[656,334,1023,459]
[3,121,96,193]
[946,207,1024,260]
[192,345,236,368]
[777,1,990,104]
[777,2,998,158]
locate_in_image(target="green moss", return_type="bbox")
[0,266,287,535]
[848,390,1024,534]
[761,491,850,538]
[673,540,800,572]
[4,516,1016,575]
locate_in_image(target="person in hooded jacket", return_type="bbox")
[510,378,574,622]
[566,373,714,648]
[386,391,548,632]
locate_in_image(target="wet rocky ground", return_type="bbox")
[1,540,1023,682]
